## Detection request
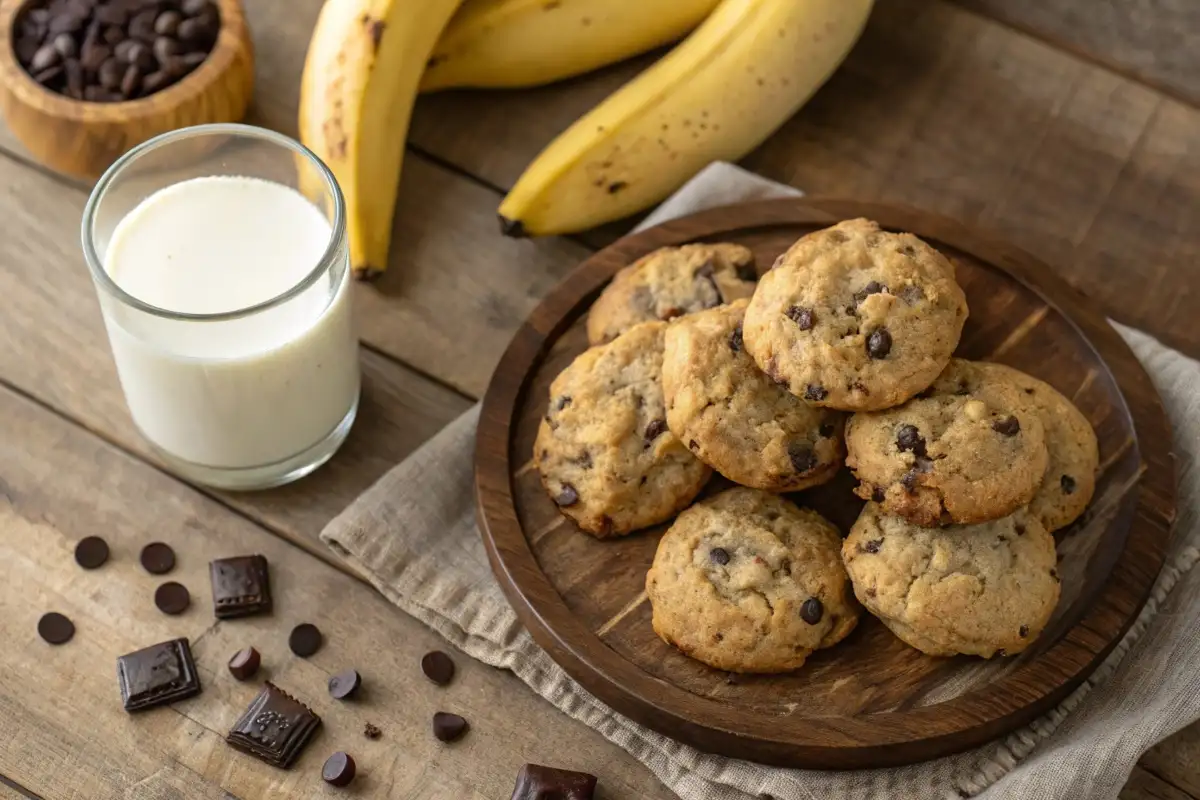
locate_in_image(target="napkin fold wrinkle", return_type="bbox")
[322,162,1200,800]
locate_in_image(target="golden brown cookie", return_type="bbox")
[647,488,859,673]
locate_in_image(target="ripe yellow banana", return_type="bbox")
[300,0,465,278]
[498,0,874,237]
[420,0,720,92]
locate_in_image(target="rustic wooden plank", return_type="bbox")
[405,0,1200,361]
[1122,765,1200,800]
[0,381,677,799]
[954,0,1200,107]
[1143,725,1200,798]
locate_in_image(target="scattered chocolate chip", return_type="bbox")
[328,669,362,700]
[853,281,888,306]
[421,650,456,686]
[228,647,261,680]
[432,712,469,743]
[709,547,730,566]
[866,328,892,359]
[511,764,598,800]
[992,416,1021,436]
[288,623,323,657]
[728,324,743,353]
[871,486,886,502]
[554,484,579,507]
[1019,625,1029,638]
[363,722,382,740]
[819,423,836,437]
[786,305,814,330]
[154,581,191,615]
[322,751,357,787]
[896,424,927,457]
[900,284,924,304]
[800,597,824,625]
[901,470,920,492]
[788,443,817,473]
[688,439,699,451]
[861,539,882,554]
[1061,474,1076,494]
[804,384,827,401]
[38,612,75,645]
[139,541,175,574]
[643,419,667,444]
[74,535,110,569]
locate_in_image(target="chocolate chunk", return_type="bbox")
[643,418,667,444]
[228,647,261,681]
[900,284,924,304]
[117,638,201,711]
[363,722,382,740]
[735,261,757,282]
[786,305,814,330]
[1015,524,1026,535]
[74,536,110,569]
[853,281,888,305]
[328,669,362,700]
[38,612,75,645]
[901,469,920,492]
[819,422,835,438]
[992,416,1021,436]
[895,424,927,457]
[288,623,322,657]
[708,547,730,566]
[800,597,824,625]
[1050,568,1060,582]
[1019,625,1029,638]
[555,395,572,411]
[788,443,817,473]
[225,682,321,768]
[139,542,175,574]
[804,384,827,401]
[866,328,892,359]
[322,751,356,787]
[154,581,191,615]
[861,539,882,554]
[554,483,579,507]
[688,439,699,451]
[1060,474,1076,494]
[421,650,456,686]
[728,324,743,353]
[871,486,886,502]
[510,764,598,800]
[432,712,469,743]
[209,555,273,619]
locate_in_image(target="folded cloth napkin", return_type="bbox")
[321,163,1200,800]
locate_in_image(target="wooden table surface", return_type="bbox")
[0,1,1197,798]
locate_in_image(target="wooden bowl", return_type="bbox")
[475,198,1176,768]
[0,0,254,179]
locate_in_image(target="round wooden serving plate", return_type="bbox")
[475,199,1176,768]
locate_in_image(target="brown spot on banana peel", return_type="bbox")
[354,266,383,281]
[607,181,627,194]
[498,216,527,238]
[366,17,385,51]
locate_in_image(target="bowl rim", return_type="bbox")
[0,0,248,121]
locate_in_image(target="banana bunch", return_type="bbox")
[300,0,873,277]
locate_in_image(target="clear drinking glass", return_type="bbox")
[81,124,360,490]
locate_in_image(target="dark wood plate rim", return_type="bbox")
[475,198,1176,767]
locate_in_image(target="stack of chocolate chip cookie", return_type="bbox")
[534,218,1099,673]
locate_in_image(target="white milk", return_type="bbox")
[99,176,359,472]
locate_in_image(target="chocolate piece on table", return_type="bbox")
[432,712,469,743]
[510,764,598,800]
[228,647,261,681]
[226,682,321,769]
[154,581,191,615]
[288,623,322,657]
[117,638,201,712]
[328,669,361,700]
[209,555,272,619]
[74,536,110,569]
[139,541,176,575]
[363,722,382,740]
[421,650,455,686]
[322,751,356,787]
[38,612,75,645]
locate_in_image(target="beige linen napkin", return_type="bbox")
[322,163,1200,800]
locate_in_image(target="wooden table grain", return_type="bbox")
[0,0,1195,797]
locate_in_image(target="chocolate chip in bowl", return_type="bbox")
[0,0,254,178]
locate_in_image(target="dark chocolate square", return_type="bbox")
[209,555,273,619]
[117,638,202,712]
[226,682,321,769]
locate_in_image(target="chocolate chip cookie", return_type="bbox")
[662,300,845,492]
[846,359,1049,526]
[973,362,1099,532]
[536,321,711,538]
[843,503,1060,658]
[742,219,968,411]
[646,488,859,673]
[587,243,757,346]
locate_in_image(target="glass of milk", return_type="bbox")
[81,124,361,490]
